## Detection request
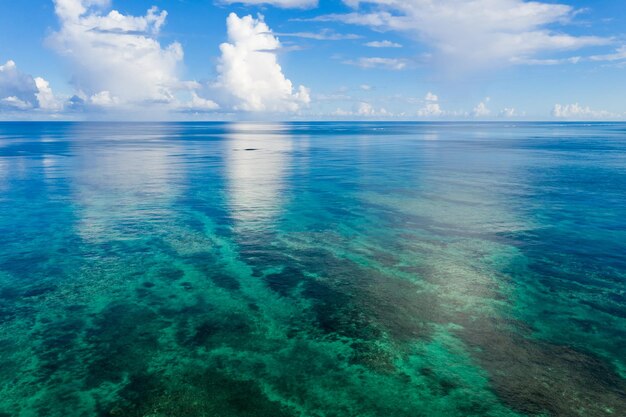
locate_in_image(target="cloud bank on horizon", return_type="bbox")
[0,0,625,120]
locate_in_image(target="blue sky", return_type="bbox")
[0,0,625,120]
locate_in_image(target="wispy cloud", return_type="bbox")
[312,0,611,71]
[364,40,402,48]
[220,0,318,9]
[344,57,409,70]
[510,56,582,65]
[275,29,361,41]
[589,45,626,62]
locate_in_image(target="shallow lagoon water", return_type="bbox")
[0,122,624,417]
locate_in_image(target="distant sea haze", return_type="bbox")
[0,122,624,417]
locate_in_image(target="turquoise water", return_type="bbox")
[0,122,624,417]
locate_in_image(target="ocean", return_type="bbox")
[0,122,624,417]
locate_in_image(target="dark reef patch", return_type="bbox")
[101,368,297,417]
[209,273,241,291]
[22,282,57,298]
[32,317,86,382]
[173,304,252,350]
[457,320,626,417]
[263,267,305,297]
[83,303,163,389]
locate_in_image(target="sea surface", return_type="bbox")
[0,122,624,417]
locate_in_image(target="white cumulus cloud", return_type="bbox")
[215,13,310,112]
[34,77,63,111]
[0,60,37,110]
[50,0,185,107]
[0,60,60,112]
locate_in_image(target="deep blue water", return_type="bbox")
[0,122,624,417]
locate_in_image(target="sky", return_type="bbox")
[0,0,625,120]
